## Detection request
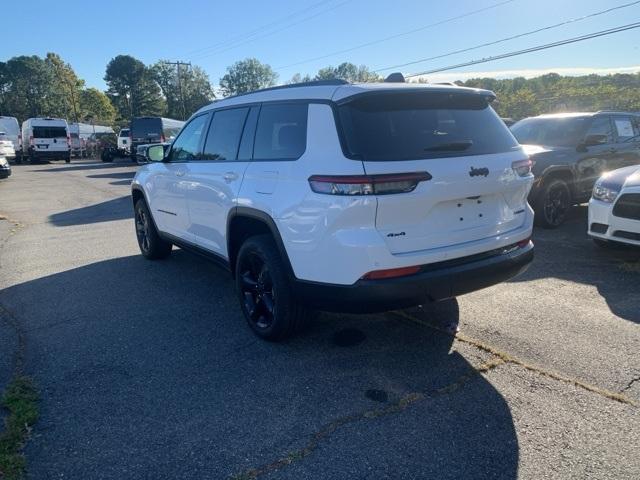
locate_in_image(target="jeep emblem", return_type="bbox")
[469,166,489,177]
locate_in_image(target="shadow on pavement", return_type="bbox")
[48,196,132,226]
[30,162,136,173]
[1,251,518,479]
[512,205,640,323]
[85,171,136,180]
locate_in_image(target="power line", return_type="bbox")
[182,0,335,58]
[403,21,640,77]
[374,1,640,73]
[275,0,517,71]
[189,0,352,61]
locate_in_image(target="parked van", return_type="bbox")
[69,122,115,158]
[22,118,71,163]
[129,117,184,161]
[0,116,21,162]
[118,128,131,154]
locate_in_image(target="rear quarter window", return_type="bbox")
[338,92,518,161]
[254,104,308,160]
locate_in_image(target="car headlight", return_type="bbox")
[592,182,619,203]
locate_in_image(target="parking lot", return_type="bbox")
[0,159,639,479]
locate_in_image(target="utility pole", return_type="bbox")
[162,61,191,120]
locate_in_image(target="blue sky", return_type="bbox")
[3,0,639,90]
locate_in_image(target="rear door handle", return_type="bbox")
[223,172,238,182]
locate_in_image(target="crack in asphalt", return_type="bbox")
[393,310,637,407]
[622,375,640,392]
[228,356,506,480]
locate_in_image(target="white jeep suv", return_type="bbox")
[132,78,535,341]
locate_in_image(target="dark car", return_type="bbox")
[129,117,184,162]
[511,112,640,228]
[0,156,11,179]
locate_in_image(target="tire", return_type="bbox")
[534,178,571,229]
[235,235,307,341]
[65,155,71,164]
[101,151,113,162]
[134,199,172,260]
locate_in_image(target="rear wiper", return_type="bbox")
[424,140,473,152]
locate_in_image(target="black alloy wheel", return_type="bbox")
[239,252,276,330]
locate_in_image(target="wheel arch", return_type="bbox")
[536,166,577,201]
[227,207,295,279]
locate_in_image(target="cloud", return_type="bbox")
[413,65,640,83]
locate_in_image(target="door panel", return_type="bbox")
[576,116,615,198]
[612,116,640,170]
[187,107,253,256]
[147,163,193,240]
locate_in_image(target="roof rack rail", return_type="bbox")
[224,79,350,100]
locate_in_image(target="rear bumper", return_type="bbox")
[28,149,70,159]
[294,241,534,313]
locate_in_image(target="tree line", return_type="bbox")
[1,52,639,127]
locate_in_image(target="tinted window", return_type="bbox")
[254,104,308,160]
[511,116,589,147]
[238,107,260,160]
[168,114,209,161]
[119,129,130,137]
[33,126,67,138]
[130,118,162,140]
[339,93,518,161]
[202,108,249,161]
[613,117,637,142]
[586,116,614,143]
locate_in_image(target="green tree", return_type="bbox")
[1,55,54,120]
[151,62,214,120]
[104,55,164,120]
[79,88,116,125]
[315,62,381,83]
[45,53,84,122]
[286,73,313,84]
[219,58,277,97]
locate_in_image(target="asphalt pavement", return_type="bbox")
[0,159,638,479]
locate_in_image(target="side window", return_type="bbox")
[168,114,209,162]
[202,108,249,161]
[254,103,308,160]
[613,116,636,142]
[586,116,614,143]
[237,107,260,161]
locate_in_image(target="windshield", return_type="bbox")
[338,92,519,161]
[510,116,589,147]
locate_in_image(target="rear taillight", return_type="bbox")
[308,172,432,196]
[512,158,533,177]
[160,135,166,143]
[362,265,421,280]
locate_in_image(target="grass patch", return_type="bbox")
[0,376,38,480]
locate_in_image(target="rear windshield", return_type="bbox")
[131,118,162,139]
[119,129,130,137]
[510,117,589,147]
[338,92,518,161]
[33,126,67,138]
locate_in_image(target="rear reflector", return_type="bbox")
[362,265,421,280]
[309,172,432,196]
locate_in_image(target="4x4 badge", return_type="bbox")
[469,166,489,177]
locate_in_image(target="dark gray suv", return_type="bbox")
[511,111,640,228]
